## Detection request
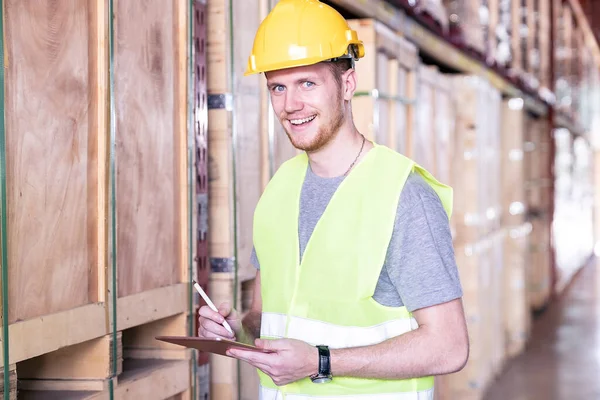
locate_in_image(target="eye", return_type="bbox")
[302,81,315,88]
[271,85,285,93]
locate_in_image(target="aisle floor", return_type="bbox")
[484,258,600,400]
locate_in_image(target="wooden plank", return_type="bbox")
[117,283,187,331]
[4,0,97,323]
[206,110,234,259]
[114,0,180,297]
[18,360,191,400]
[111,359,191,400]
[206,0,234,267]
[122,313,191,360]
[207,273,240,400]
[0,364,17,400]
[1,303,106,367]
[176,0,191,284]
[15,314,192,397]
[91,0,109,304]
[17,333,123,388]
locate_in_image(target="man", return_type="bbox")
[198,0,469,398]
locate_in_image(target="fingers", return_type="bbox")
[198,317,236,340]
[197,305,236,340]
[218,302,232,317]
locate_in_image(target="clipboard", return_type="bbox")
[155,335,275,357]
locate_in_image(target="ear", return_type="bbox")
[341,68,357,101]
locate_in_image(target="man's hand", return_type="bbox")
[197,302,241,341]
[227,338,318,386]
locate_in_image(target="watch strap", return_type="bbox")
[310,345,332,383]
[317,345,331,375]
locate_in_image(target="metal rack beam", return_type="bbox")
[328,0,549,116]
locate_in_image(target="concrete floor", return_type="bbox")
[484,258,600,400]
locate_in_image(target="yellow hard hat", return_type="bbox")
[244,0,365,76]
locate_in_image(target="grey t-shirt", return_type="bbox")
[250,167,463,312]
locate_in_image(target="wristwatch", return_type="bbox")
[310,345,332,383]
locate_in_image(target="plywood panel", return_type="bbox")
[115,1,179,296]
[4,0,96,323]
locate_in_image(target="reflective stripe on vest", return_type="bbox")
[259,386,435,400]
[261,312,419,348]
[253,144,453,397]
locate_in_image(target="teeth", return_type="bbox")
[290,115,316,125]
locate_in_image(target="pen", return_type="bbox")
[192,280,234,336]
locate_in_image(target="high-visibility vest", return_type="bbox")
[252,144,453,400]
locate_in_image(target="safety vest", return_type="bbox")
[252,143,453,400]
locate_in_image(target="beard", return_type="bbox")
[281,91,345,152]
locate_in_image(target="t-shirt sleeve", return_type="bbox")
[250,246,260,270]
[385,173,463,312]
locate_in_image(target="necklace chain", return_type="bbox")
[343,135,366,176]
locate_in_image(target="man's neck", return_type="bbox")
[307,125,372,178]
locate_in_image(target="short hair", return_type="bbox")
[326,57,353,89]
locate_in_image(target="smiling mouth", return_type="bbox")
[289,115,316,126]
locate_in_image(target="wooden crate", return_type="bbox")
[439,233,497,400]
[449,75,502,245]
[500,98,526,227]
[527,215,553,311]
[14,314,193,399]
[347,18,418,154]
[1,1,195,396]
[414,65,455,181]
[503,223,532,359]
[206,0,298,287]
[414,65,456,237]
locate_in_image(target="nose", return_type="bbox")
[284,88,303,114]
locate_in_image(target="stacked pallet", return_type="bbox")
[435,74,504,400]
[348,18,418,155]
[499,98,532,359]
[1,2,195,399]
[523,116,553,311]
[414,65,456,235]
